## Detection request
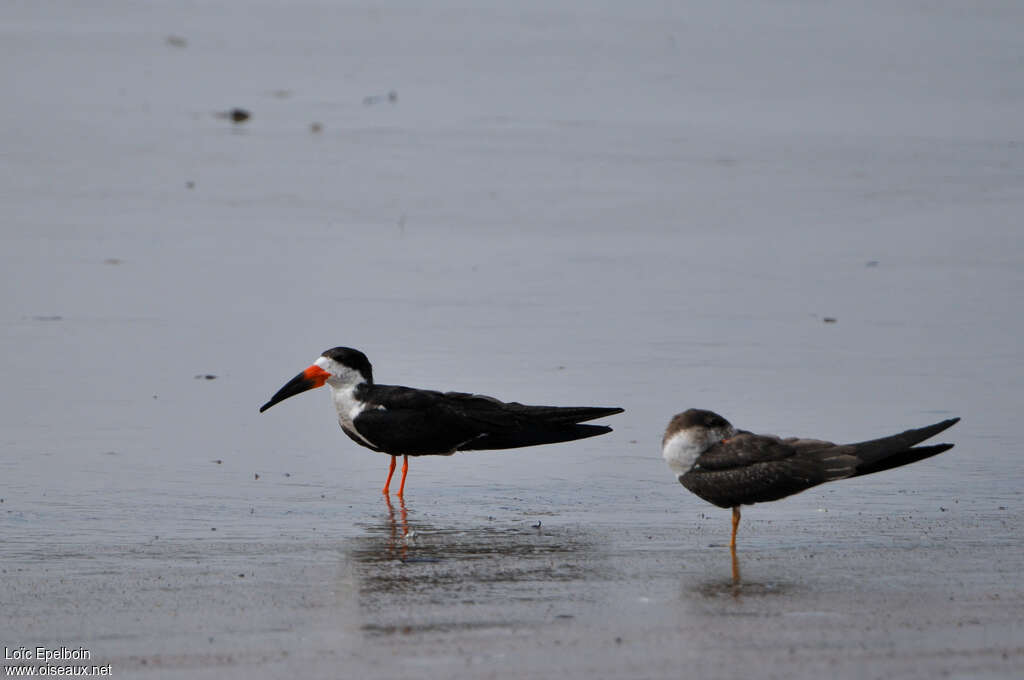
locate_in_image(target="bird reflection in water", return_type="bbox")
[691,545,796,601]
[731,542,741,590]
[348,503,601,607]
[383,493,410,560]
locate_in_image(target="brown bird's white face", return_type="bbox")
[661,409,737,478]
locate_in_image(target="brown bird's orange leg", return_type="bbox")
[382,455,397,495]
[730,506,741,549]
[397,455,409,497]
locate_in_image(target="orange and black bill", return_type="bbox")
[259,365,330,413]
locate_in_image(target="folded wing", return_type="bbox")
[351,384,622,455]
[681,434,858,508]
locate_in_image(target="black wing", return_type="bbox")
[680,433,857,508]
[351,384,622,455]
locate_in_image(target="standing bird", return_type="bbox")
[260,347,623,497]
[662,409,960,549]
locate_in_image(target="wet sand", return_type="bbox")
[2,1,1023,677]
[6,490,1021,678]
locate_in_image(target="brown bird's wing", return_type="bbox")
[680,433,858,508]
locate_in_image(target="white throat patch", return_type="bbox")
[314,355,378,447]
[662,430,706,478]
[328,383,380,447]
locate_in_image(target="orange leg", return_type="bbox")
[730,506,742,585]
[382,455,397,495]
[397,455,409,497]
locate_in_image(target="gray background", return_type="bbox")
[2,1,1021,677]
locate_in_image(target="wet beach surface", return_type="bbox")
[5,489,1021,678]
[2,1,1023,677]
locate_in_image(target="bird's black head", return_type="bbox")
[259,346,374,414]
[321,347,374,385]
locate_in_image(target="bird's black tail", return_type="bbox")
[848,417,960,475]
[506,404,625,425]
[458,424,614,451]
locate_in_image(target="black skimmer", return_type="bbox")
[662,409,960,550]
[260,347,624,496]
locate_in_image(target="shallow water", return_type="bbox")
[2,1,1023,677]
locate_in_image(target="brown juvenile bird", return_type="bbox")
[662,409,960,548]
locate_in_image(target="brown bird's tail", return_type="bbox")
[848,417,960,476]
